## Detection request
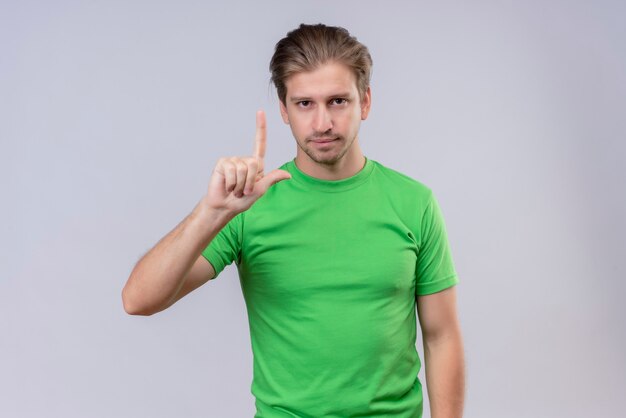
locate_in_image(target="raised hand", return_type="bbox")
[204,110,292,215]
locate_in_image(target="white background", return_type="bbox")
[2,0,625,417]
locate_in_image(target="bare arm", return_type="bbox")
[121,200,232,316]
[417,286,465,418]
[121,110,291,316]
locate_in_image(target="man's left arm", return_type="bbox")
[417,285,465,418]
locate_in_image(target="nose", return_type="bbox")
[313,106,333,133]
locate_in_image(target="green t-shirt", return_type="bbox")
[202,156,459,417]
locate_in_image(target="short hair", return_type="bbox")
[269,23,373,105]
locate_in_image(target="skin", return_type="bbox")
[279,61,372,180]
[121,111,291,315]
[418,286,466,418]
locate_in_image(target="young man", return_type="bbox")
[122,23,465,418]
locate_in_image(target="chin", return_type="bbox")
[308,150,346,165]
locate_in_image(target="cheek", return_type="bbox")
[291,120,309,139]
[345,110,361,131]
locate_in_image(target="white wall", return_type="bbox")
[2,0,625,416]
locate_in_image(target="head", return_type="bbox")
[269,23,373,166]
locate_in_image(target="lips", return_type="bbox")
[311,138,337,143]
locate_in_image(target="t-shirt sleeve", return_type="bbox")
[201,212,243,280]
[415,191,459,296]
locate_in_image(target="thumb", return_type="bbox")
[255,169,292,195]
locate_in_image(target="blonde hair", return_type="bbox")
[269,23,373,105]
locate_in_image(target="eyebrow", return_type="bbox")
[289,92,353,103]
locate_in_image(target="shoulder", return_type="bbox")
[370,159,434,202]
[367,159,440,235]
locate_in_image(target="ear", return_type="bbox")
[360,86,372,120]
[279,100,290,124]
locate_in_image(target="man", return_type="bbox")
[122,23,465,418]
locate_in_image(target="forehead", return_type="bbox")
[285,62,358,99]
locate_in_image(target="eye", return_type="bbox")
[297,100,311,108]
[331,98,347,105]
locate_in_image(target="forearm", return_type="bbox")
[122,197,233,315]
[423,329,465,418]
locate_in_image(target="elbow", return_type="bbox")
[422,326,464,351]
[122,285,155,316]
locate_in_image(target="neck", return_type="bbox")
[295,139,366,180]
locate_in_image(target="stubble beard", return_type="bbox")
[298,134,356,166]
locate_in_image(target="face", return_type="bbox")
[279,61,371,166]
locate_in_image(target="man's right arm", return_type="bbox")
[121,110,291,316]
[121,200,233,316]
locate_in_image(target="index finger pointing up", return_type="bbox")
[254,109,266,161]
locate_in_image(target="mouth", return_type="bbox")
[310,138,338,144]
